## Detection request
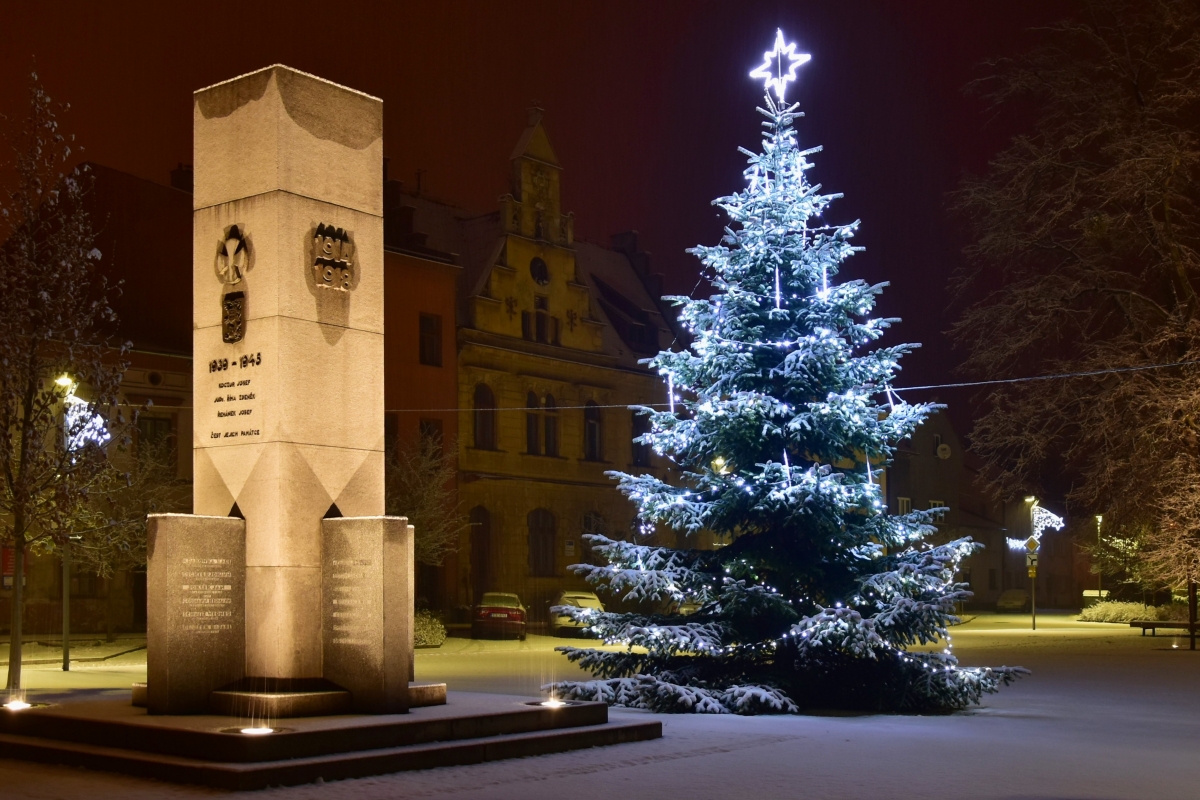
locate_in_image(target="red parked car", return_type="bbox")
[471,592,527,640]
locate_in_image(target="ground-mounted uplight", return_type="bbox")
[527,699,577,709]
[3,700,32,711]
[220,726,285,736]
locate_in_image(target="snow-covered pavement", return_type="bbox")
[2,612,1197,799]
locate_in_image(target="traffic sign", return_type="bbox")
[1026,553,1039,567]
[1025,536,1040,553]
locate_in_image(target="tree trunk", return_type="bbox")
[105,573,118,643]
[6,538,25,696]
[1189,580,1196,652]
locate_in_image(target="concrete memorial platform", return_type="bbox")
[0,692,662,790]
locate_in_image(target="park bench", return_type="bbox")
[1129,620,1197,636]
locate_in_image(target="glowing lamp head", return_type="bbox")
[1024,496,1037,504]
[240,727,274,735]
[749,29,811,101]
[541,699,566,708]
[4,700,32,711]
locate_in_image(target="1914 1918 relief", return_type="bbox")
[313,223,354,291]
[216,224,250,343]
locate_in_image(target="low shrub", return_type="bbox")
[415,608,447,647]
[1078,600,1190,623]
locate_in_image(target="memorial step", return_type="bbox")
[0,695,660,790]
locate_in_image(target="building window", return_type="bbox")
[418,418,443,457]
[528,508,556,577]
[473,383,496,450]
[583,401,603,461]
[896,496,912,515]
[928,500,946,522]
[523,298,560,345]
[470,506,492,601]
[988,568,998,591]
[581,512,608,565]
[385,412,399,464]
[530,257,549,285]
[631,411,651,466]
[544,394,559,456]
[419,313,442,367]
[526,391,541,454]
[136,415,175,467]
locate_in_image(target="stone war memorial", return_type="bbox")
[149,61,416,718]
[0,66,659,789]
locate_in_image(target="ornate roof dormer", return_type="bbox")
[501,106,574,246]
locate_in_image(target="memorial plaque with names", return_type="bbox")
[206,351,264,443]
[322,517,412,713]
[147,514,246,714]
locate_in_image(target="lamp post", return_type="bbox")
[1025,497,1038,631]
[1095,514,1103,597]
[1007,497,1065,631]
[54,374,74,672]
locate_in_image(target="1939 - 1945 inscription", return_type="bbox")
[208,351,264,440]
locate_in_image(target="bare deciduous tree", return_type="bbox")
[385,435,465,567]
[952,0,1200,590]
[0,74,129,696]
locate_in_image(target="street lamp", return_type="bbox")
[56,375,75,672]
[1007,497,1064,630]
[1095,515,1103,596]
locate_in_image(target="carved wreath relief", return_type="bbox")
[216,225,249,343]
[312,224,354,291]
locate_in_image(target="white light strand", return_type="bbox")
[667,374,675,414]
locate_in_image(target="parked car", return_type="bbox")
[996,589,1030,613]
[549,590,605,637]
[471,592,527,640]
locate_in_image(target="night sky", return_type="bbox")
[2,0,1074,430]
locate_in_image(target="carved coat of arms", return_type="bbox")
[216,225,249,343]
[312,224,354,291]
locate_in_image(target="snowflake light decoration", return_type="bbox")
[749,29,811,101]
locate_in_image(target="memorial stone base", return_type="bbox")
[147,515,246,715]
[147,513,430,716]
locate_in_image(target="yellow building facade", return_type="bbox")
[451,111,675,620]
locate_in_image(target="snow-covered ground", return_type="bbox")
[2,612,1197,799]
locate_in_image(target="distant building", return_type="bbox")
[884,411,1079,610]
[380,109,676,618]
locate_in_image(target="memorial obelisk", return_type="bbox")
[147,65,420,715]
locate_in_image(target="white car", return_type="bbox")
[549,591,604,637]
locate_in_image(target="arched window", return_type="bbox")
[583,401,603,461]
[473,383,496,450]
[544,394,559,457]
[580,511,608,566]
[528,508,556,577]
[631,411,652,466]
[469,506,493,600]
[525,391,541,454]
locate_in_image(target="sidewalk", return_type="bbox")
[0,635,146,667]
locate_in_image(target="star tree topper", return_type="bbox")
[749,29,811,101]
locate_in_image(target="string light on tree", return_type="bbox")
[544,29,1025,714]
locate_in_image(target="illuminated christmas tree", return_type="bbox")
[547,31,1025,713]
